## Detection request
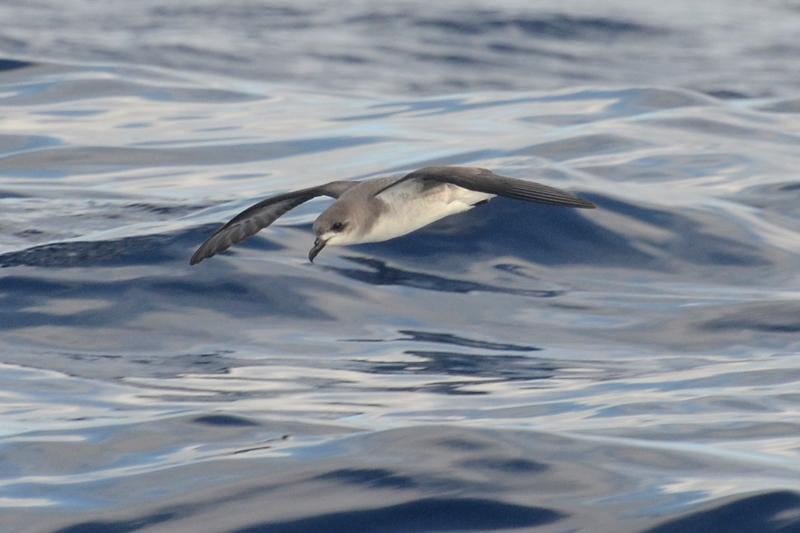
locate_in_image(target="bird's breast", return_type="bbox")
[358,183,494,243]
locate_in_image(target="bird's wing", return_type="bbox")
[190,180,356,265]
[375,166,596,209]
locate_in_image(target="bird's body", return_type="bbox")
[190,166,595,264]
[325,176,494,244]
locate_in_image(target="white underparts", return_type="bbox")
[330,182,494,245]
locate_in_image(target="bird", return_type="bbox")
[190,166,595,265]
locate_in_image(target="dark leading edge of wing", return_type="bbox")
[378,166,596,209]
[190,181,356,265]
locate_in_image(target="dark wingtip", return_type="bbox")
[190,248,212,265]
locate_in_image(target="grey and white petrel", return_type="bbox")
[190,166,595,264]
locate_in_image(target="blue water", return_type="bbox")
[3,2,800,532]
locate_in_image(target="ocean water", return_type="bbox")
[3,2,800,532]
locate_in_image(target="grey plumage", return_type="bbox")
[375,166,596,208]
[190,181,355,265]
[190,166,595,265]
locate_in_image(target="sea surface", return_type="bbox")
[3,1,800,532]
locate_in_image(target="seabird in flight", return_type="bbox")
[190,166,595,264]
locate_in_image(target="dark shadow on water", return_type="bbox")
[397,330,541,352]
[0,225,235,268]
[642,490,800,533]
[347,329,541,351]
[231,497,565,533]
[370,351,555,382]
[705,89,751,100]
[192,414,261,427]
[314,468,419,490]
[0,235,179,268]
[0,271,331,329]
[0,58,33,72]
[0,226,341,327]
[456,457,548,474]
[325,256,563,297]
[51,498,564,533]
[51,513,175,533]
[345,328,553,390]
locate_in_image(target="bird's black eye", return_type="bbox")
[331,221,345,232]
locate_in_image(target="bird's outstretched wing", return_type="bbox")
[376,166,596,209]
[190,181,356,265]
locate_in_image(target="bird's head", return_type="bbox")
[309,202,361,262]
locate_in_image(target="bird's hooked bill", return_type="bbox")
[308,238,326,262]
